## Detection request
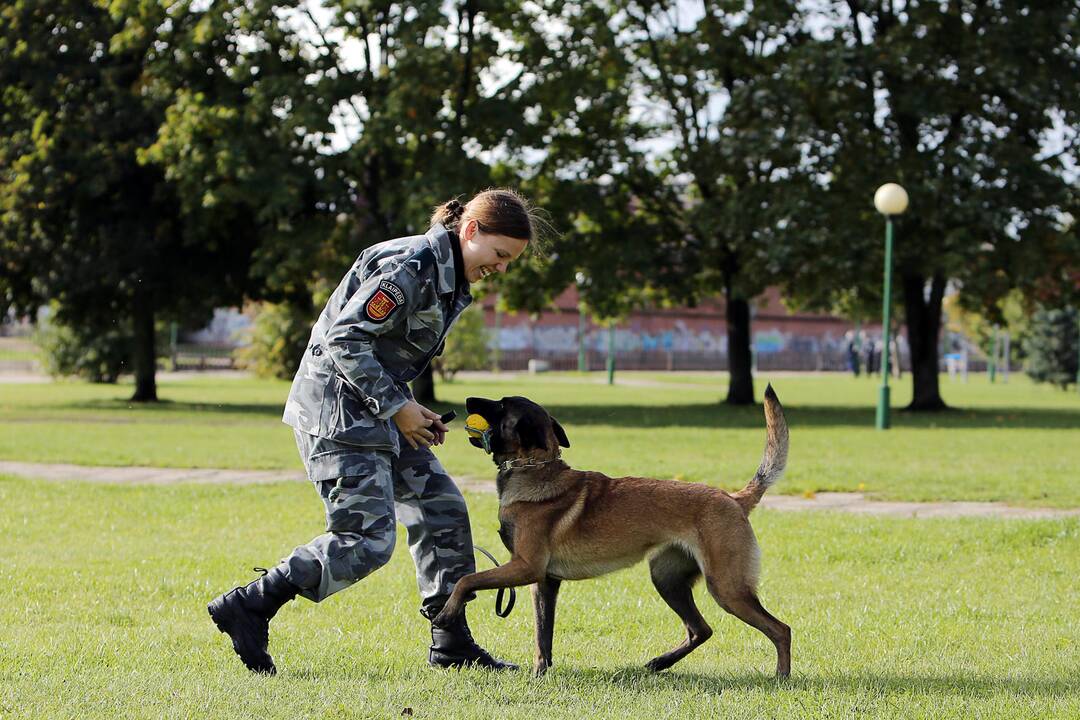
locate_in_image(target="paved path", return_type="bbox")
[3,461,1079,520]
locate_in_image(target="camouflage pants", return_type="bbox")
[282,430,476,612]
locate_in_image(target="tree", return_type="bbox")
[271,1,555,403]
[496,1,808,405]
[0,0,318,400]
[617,1,809,404]
[780,1,1080,409]
[2,1,543,405]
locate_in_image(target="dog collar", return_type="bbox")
[498,457,563,472]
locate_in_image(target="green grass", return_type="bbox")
[1,372,1078,506]
[0,475,1077,719]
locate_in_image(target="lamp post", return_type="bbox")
[873,183,909,430]
[576,272,587,373]
[606,320,616,385]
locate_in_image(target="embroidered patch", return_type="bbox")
[364,280,405,322]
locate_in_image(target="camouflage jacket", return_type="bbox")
[282,224,472,453]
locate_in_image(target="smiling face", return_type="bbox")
[458,218,529,283]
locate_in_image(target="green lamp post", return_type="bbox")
[873,182,909,430]
[576,272,588,373]
[606,320,616,385]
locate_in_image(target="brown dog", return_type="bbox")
[432,385,791,677]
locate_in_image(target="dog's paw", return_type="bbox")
[645,657,671,673]
[430,608,458,628]
[532,660,549,678]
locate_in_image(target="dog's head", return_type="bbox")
[464,395,570,463]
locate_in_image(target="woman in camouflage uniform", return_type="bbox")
[208,189,535,674]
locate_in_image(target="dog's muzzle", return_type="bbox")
[464,414,493,454]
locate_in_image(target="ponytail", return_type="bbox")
[431,198,467,231]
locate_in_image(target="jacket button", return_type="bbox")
[310,344,322,356]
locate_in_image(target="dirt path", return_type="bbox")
[3,460,1079,520]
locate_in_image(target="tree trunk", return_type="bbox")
[130,292,158,402]
[901,271,947,411]
[725,295,754,405]
[411,364,436,405]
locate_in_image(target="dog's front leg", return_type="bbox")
[432,557,547,628]
[532,577,562,677]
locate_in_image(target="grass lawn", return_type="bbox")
[1,371,1077,506]
[0,475,1077,719]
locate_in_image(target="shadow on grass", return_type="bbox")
[533,403,1080,430]
[54,398,1079,430]
[559,666,1077,698]
[63,399,286,416]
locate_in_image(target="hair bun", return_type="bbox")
[445,199,464,219]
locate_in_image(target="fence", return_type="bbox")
[170,343,237,370]
[488,346,911,373]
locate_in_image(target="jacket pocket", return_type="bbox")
[320,371,397,448]
[404,304,444,354]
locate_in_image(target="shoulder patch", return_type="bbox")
[405,247,437,276]
[364,280,406,323]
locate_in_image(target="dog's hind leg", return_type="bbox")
[705,580,791,678]
[532,576,562,677]
[645,545,713,672]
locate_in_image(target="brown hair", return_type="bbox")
[431,188,544,243]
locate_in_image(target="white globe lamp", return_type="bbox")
[874,183,909,216]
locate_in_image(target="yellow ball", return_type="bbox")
[464,414,490,438]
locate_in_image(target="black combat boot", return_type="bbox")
[424,605,518,671]
[207,566,300,675]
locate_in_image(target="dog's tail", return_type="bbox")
[733,384,789,515]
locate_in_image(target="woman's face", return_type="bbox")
[459,218,529,283]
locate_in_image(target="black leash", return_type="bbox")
[442,412,514,618]
[473,545,515,618]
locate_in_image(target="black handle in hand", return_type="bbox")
[439,410,457,425]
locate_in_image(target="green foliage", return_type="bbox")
[944,290,1031,366]
[493,2,811,403]
[233,302,310,381]
[33,310,131,384]
[0,1,324,399]
[432,305,489,381]
[1024,306,1079,389]
[774,1,1080,406]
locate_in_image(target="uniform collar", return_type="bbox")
[427,223,468,297]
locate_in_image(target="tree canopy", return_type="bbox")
[3,0,1077,409]
[777,0,1080,408]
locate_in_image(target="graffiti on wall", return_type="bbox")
[493,320,728,354]
[490,319,903,357]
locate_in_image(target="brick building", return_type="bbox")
[476,286,901,372]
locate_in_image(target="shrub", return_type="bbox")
[234,301,311,380]
[34,305,131,383]
[1023,305,1078,389]
[433,305,490,381]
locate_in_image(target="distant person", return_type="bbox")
[863,337,877,376]
[208,189,539,674]
[845,330,860,377]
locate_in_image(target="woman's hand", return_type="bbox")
[392,401,450,449]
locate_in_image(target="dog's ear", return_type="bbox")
[513,415,549,452]
[552,418,570,448]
